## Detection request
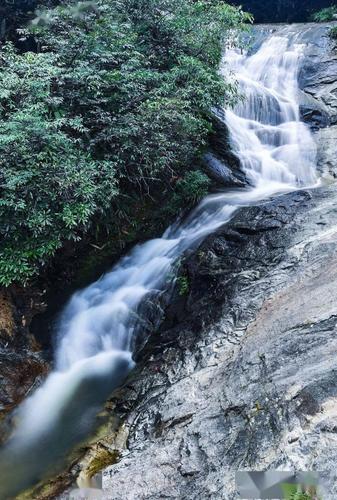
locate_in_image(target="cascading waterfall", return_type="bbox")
[0,25,318,497]
[225,31,317,189]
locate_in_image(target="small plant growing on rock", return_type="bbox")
[330,26,337,40]
[282,482,321,500]
[176,276,190,296]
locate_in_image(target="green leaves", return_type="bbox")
[330,26,337,40]
[312,6,337,22]
[0,0,248,285]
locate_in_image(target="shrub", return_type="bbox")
[0,0,251,285]
[312,6,337,22]
[176,276,190,296]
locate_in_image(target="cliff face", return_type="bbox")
[96,24,337,499]
[101,187,337,499]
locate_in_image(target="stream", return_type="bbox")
[0,24,319,498]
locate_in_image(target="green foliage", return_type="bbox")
[0,0,250,285]
[176,276,190,296]
[312,6,337,22]
[177,171,212,205]
[288,493,317,500]
[330,25,337,39]
[282,482,320,500]
[166,170,212,217]
[0,46,118,285]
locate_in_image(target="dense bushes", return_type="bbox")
[0,0,250,285]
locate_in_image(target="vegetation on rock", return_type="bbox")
[0,0,251,286]
[310,6,337,41]
[312,5,337,21]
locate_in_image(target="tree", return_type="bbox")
[0,0,251,285]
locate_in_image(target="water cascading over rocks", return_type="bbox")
[0,25,319,498]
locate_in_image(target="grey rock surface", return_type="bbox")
[299,22,337,125]
[0,289,47,433]
[102,186,337,499]
[100,24,337,500]
[315,125,337,178]
[203,152,246,188]
[203,109,250,188]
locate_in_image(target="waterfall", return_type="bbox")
[0,26,318,497]
[224,30,317,190]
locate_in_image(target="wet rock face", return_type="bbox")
[99,24,337,500]
[101,186,337,500]
[316,125,337,178]
[0,288,48,427]
[203,110,250,188]
[0,352,46,418]
[299,23,337,126]
[297,23,337,181]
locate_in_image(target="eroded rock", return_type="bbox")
[68,23,337,500]
[299,22,337,126]
[101,184,337,499]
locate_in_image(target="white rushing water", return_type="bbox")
[0,26,318,496]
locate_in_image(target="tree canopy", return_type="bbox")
[0,0,251,285]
